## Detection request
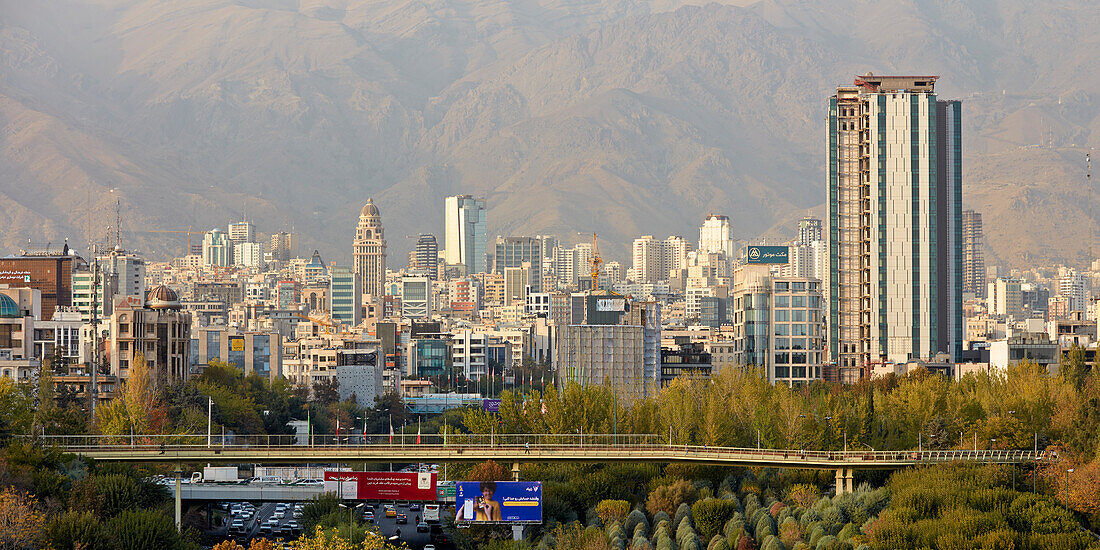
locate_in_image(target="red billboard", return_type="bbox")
[324,471,437,501]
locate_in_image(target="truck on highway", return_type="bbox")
[423,504,440,523]
[202,466,240,483]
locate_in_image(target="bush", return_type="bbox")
[45,510,104,550]
[104,509,191,550]
[674,502,695,530]
[693,498,739,541]
[708,534,731,550]
[624,509,650,539]
[598,500,632,526]
[647,480,699,518]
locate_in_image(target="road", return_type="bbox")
[204,500,443,549]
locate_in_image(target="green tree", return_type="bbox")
[45,510,105,550]
[104,509,194,550]
[693,498,739,541]
[96,353,167,437]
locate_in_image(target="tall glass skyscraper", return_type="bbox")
[826,74,962,382]
[443,195,488,274]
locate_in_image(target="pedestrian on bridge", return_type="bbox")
[525,442,530,454]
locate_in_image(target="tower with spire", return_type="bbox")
[353,198,387,301]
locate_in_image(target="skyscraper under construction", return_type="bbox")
[826,74,962,382]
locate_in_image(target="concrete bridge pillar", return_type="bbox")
[512,462,521,482]
[173,463,182,531]
[835,469,845,495]
[844,469,854,494]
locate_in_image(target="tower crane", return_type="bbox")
[590,233,602,292]
[131,226,203,253]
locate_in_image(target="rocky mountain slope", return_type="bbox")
[0,0,1096,266]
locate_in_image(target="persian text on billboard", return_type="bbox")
[455,481,542,524]
[323,471,437,501]
[595,298,625,312]
[745,246,789,264]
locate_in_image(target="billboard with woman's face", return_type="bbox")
[455,481,542,524]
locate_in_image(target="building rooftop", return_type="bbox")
[853,73,938,93]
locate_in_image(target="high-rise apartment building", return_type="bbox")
[962,210,985,298]
[443,195,488,274]
[987,278,1023,319]
[798,217,823,246]
[495,237,542,292]
[630,236,690,283]
[1058,270,1089,312]
[269,232,295,262]
[414,234,439,280]
[228,220,255,244]
[234,242,265,268]
[503,264,532,306]
[827,74,963,379]
[353,198,387,299]
[202,229,233,267]
[698,214,735,257]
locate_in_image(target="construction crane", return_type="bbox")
[590,233,602,292]
[131,226,203,253]
[294,311,338,335]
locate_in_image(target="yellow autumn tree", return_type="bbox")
[293,525,404,550]
[96,352,167,438]
[0,489,44,550]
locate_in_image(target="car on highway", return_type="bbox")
[417,521,429,533]
[385,506,397,518]
[396,513,407,524]
[423,545,435,550]
[363,510,374,522]
[285,521,301,535]
[228,519,245,535]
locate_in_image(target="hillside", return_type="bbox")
[0,0,1096,266]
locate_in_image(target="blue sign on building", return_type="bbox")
[456,481,542,524]
[745,246,789,264]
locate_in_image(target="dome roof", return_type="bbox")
[0,294,21,318]
[360,198,380,218]
[146,285,182,310]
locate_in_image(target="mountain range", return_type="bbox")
[0,0,1096,267]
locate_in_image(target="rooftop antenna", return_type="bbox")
[115,196,122,249]
[1089,152,1093,265]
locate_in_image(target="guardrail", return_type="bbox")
[29,434,1054,467]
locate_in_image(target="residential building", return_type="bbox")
[109,286,192,386]
[503,265,531,306]
[827,74,963,378]
[962,210,985,298]
[452,330,488,380]
[0,294,37,382]
[443,195,488,274]
[414,234,440,280]
[202,229,233,267]
[987,278,1023,320]
[660,338,712,387]
[1058,270,1089,312]
[698,214,735,258]
[269,232,295,262]
[797,217,823,246]
[353,198,387,299]
[228,220,255,244]
[495,237,542,292]
[234,242,265,268]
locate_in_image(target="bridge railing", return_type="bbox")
[30,434,1054,464]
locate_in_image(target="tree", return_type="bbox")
[646,480,698,518]
[692,498,739,541]
[104,509,192,550]
[1060,344,1088,389]
[313,378,341,405]
[97,353,167,437]
[45,510,104,550]
[596,499,631,525]
[0,489,44,550]
[468,460,510,481]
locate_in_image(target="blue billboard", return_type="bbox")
[455,481,542,524]
[745,246,789,264]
